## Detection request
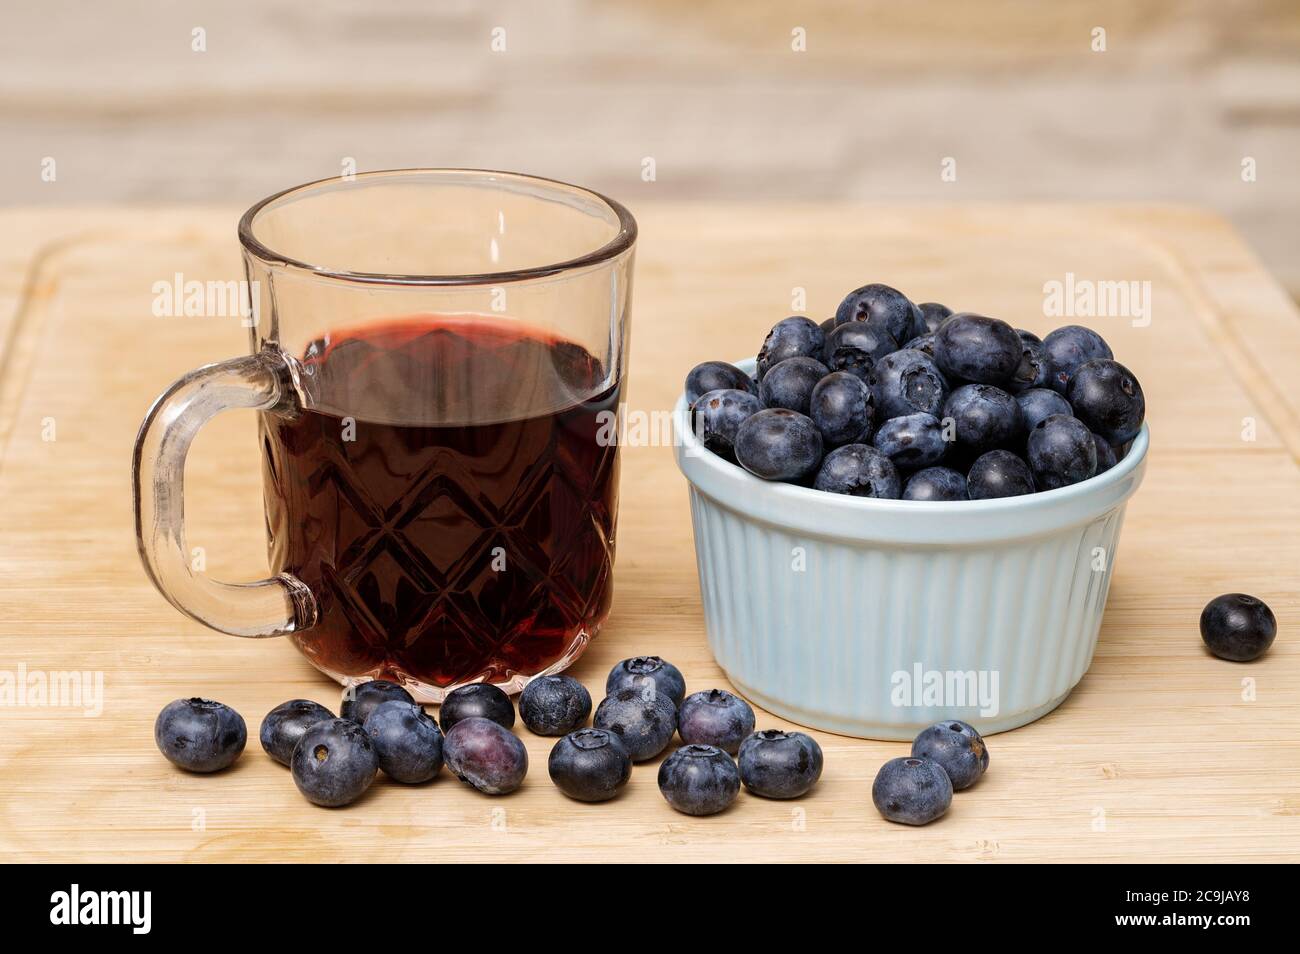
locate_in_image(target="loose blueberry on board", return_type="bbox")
[677,689,757,755]
[910,720,989,791]
[943,383,1023,454]
[757,316,826,378]
[809,371,874,446]
[834,283,922,344]
[291,717,380,807]
[548,728,633,802]
[900,333,936,357]
[1092,432,1119,473]
[871,412,948,470]
[758,356,829,414]
[1042,325,1113,393]
[1066,358,1146,445]
[967,449,1037,499]
[438,683,516,733]
[442,717,529,795]
[870,349,949,420]
[685,360,755,405]
[1009,335,1053,392]
[657,744,742,816]
[1027,414,1098,490]
[364,700,444,784]
[690,388,763,462]
[822,322,898,382]
[737,729,824,799]
[605,656,687,708]
[933,312,1022,386]
[903,466,969,501]
[259,699,334,767]
[1015,387,1073,432]
[519,674,593,736]
[813,443,902,498]
[594,688,679,762]
[1199,593,1278,662]
[155,698,247,773]
[872,756,953,825]
[340,680,413,726]
[735,408,824,482]
[913,302,953,338]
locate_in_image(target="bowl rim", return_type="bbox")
[672,357,1149,528]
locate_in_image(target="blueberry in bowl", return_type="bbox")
[933,312,1022,386]
[822,322,897,381]
[871,412,947,470]
[809,371,874,446]
[757,316,826,378]
[834,282,921,344]
[759,356,829,414]
[735,408,824,481]
[685,360,755,404]
[870,348,949,420]
[690,388,763,462]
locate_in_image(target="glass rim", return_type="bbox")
[237,168,638,287]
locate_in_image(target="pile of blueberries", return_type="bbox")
[872,720,990,825]
[686,283,1146,500]
[152,655,823,816]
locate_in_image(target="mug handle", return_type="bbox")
[132,347,317,637]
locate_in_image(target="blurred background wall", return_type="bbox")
[2,0,1297,294]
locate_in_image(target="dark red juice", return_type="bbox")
[260,315,620,695]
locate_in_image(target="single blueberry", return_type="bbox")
[1015,387,1073,432]
[690,388,763,462]
[900,333,936,357]
[259,699,334,767]
[657,744,742,816]
[605,656,687,708]
[519,674,592,736]
[757,316,826,378]
[821,322,898,382]
[912,301,953,338]
[291,717,379,807]
[1027,413,1098,490]
[943,383,1023,453]
[547,728,632,802]
[809,371,874,446]
[737,729,824,799]
[442,717,529,794]
[1200,593,1277,662]
[759,356,829,414]
[871,412,948,470]
[967,449,1036,499]
[872,756,953,825]
[154,698,247,773]
[818,316,837,336]
[593,687,678,762]
[911,720,989,791]
[340,679,413,725]
[364,700,444,784]
[903,466,969,501]
[933,312,1022,385]
[813,443,901,498]
[1016,328,1042,344]
[1066,358,1145,445]
[834,283,921,344]
[438,682,516,733]
[677,689,756,755]
[685,360,755,404]
[1042,325,1113,393]
[1092,432,1118,474]
[735,408,824,482]
[870,348,949,420]
[1009,335,1053,392]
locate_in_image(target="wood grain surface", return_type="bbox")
[0,203,1296,863]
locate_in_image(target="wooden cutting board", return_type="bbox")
[1,203,1297,863]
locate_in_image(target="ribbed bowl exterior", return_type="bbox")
[674,360,1148,740]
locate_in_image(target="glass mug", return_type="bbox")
[133,169,636,700]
